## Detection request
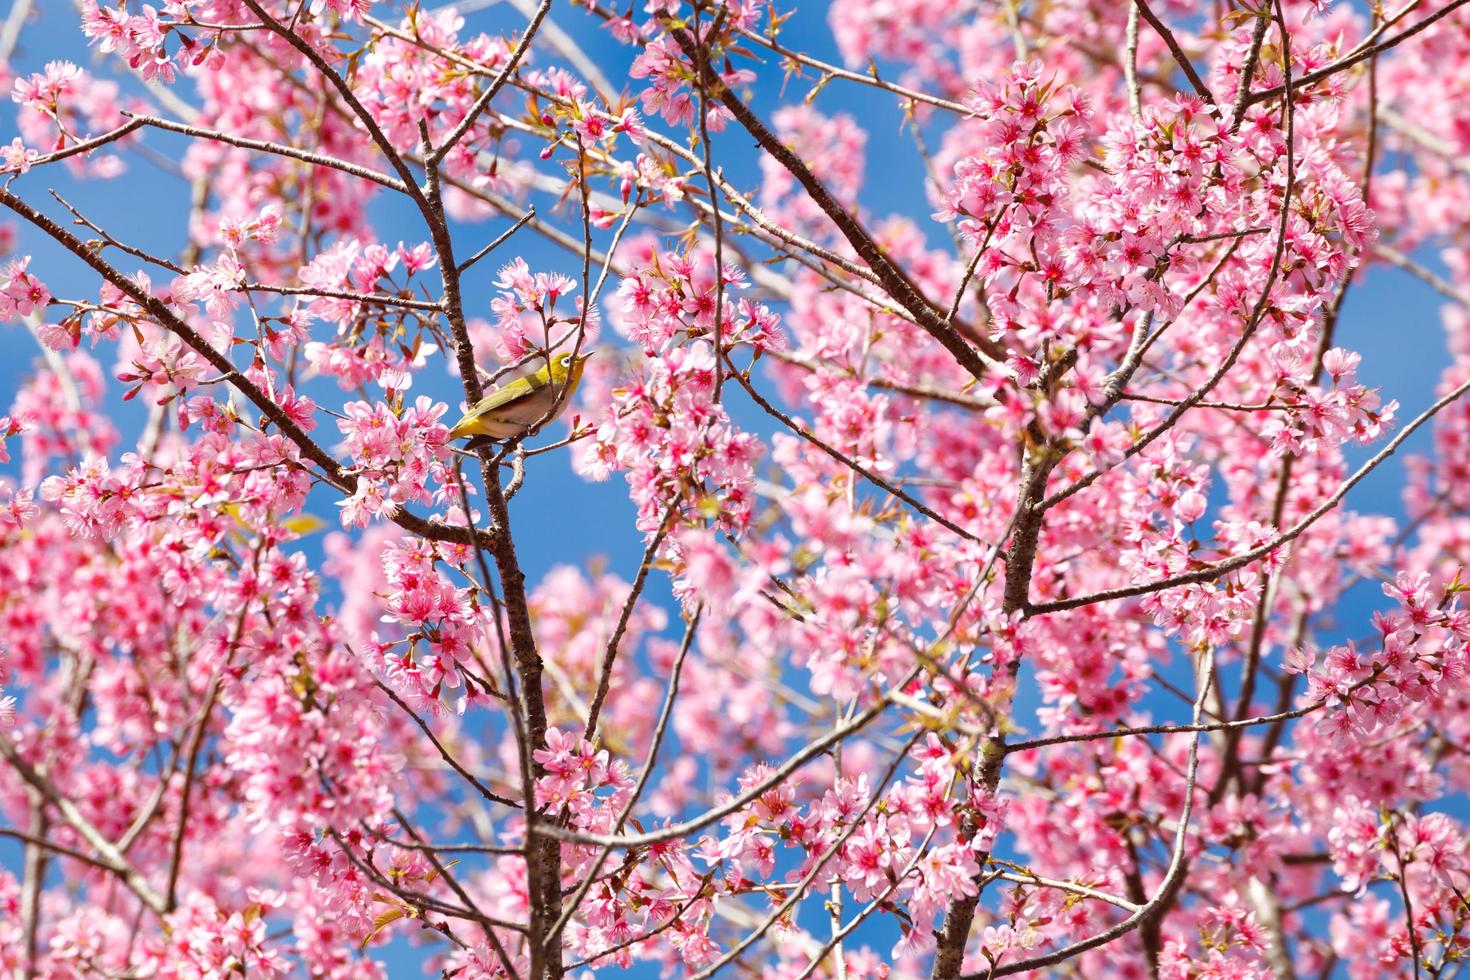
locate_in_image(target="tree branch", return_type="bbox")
[0,187,494,549]
[666,25,1003,382]
[0,734,167,914]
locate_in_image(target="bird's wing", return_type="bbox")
[457,370,551,421]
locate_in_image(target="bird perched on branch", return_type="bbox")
[448,350,593,442]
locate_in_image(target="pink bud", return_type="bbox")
[1177,488,1207,523]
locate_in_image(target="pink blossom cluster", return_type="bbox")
[336,396,452,528]
[581,253,768,535]
[10,60,132,175]
[0,256,48,322]
[372,534,495,711]
[3,1,1470,978]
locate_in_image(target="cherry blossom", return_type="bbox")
[2,1,1470,978]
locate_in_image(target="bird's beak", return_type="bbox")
[577,350,596,363]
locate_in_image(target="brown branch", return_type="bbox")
[1029,375,1470,616]
[7,118,145,173]
[547,606,703,953]
[993,865,1141,914]
[122,112,408,192]
[665,25,1003,382]
[582,508,677,740]
[1119,392,1288,412]
[1134,0,1215,105]
[737,25,971,114]
[1386,814,1425,980]
[966,649,1215,978]
[0,734,167,914]
[475,463,564,979]
[537,680,910,849]
[690,11,729,401]
[687,730,926,979]
[372,678,521,809]
[1005,700,1321,754]
[428,0,553,167]
[163,666,226,911]
[457,206,537,275]
[238,281,445,312]
[1229,7,1272,130]
[166,562,259,910]
[1245,0,1470,107]
[420,170,559,980]
[390,810,523,977]
[326,827,529,934]
[724,354,991,547]
[0,187,493,549]
[767,350,993,410]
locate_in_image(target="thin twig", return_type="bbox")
[724,351,991,547]
[686,731,926,979]
[122,112,407,192]
[1245,0,1470,107]
[1134,0,1215,105]
[1030,375,1470,615]
[372,677,521,808]
[1005,700,1321,753]
[538,670,917,849]
[582,508,677,740]
[457,206,537,274]
[546,607,703,952]
[428,0,553,167]
[737,25,970,115]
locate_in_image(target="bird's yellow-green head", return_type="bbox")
[547,349,593,387]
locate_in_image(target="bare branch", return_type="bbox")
[123,112,408,192]
[373,677,522,809]
[457,206,537,275]
[736,25,971,115]
[582,508,677,740]
[724,351,992,547]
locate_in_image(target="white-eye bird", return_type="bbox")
[448,350,593,441]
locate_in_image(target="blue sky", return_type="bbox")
[0,1,1457,975]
